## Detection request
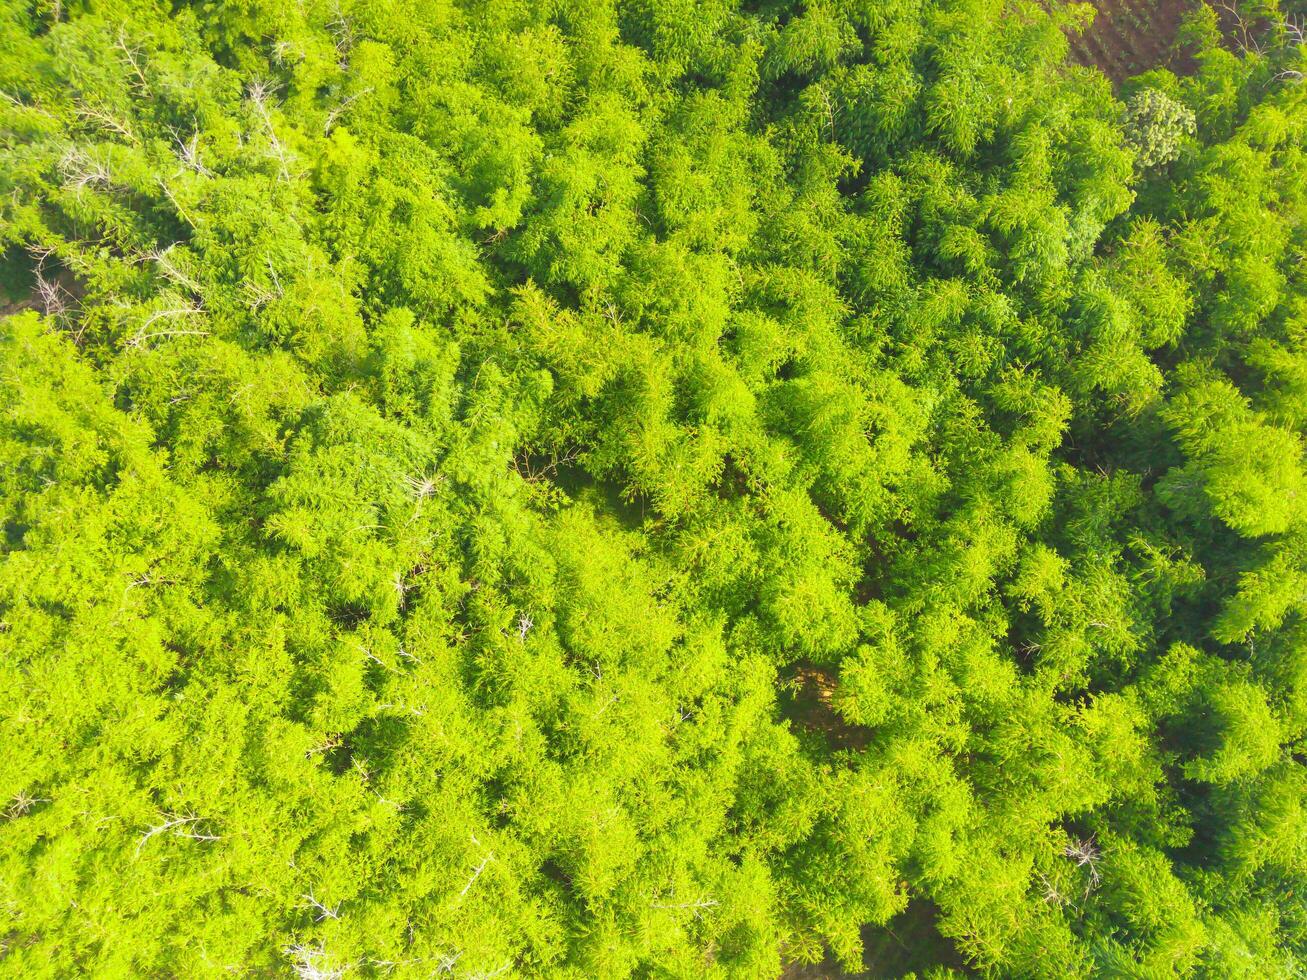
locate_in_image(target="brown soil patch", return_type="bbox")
[1066,0,1197,84]
[784,663,872,753]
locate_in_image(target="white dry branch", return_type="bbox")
[59,146,112,192]
[458,837,495,900]
[6,790,50,819]
[307,734,343,757]
[459,853,494,899]
[148,245,202,296]
[285,942,349,980]
[403,473,443,500]
[0,90,56,123]
[114,29,150,94]
[649,893,720,919]
[243,258,285,311]
[433,950,462,974]
[34,270,71,319]
[361,642,393,672]
[127,302,209,349]
[327,7,357,69]
[1276,15,1304,82]
[73,101,135,141]
[171,129,212,176]
[1064,836,1103,898]
[302,888,341,922]
[271,39,301,67]
[350,756,373,784]
[134,812,220,858]
[1035,870,1067,907]
[377,702,426,718]
[153,175,197,227]
[324,87,373,135]
[248,81,292,182]
[593,694,619,718]
[393,570,411,607]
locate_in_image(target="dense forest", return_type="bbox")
[1,0,1305,975]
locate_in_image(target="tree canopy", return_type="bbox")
[1,0,1305,976]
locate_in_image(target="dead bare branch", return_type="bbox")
[134,812,220,858]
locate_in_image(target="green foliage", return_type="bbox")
[1,0,1306,976]
[1124,87,1197,169]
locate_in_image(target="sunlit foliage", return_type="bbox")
[1,0,1305,975]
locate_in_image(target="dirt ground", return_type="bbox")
[1066,0,1197,83]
